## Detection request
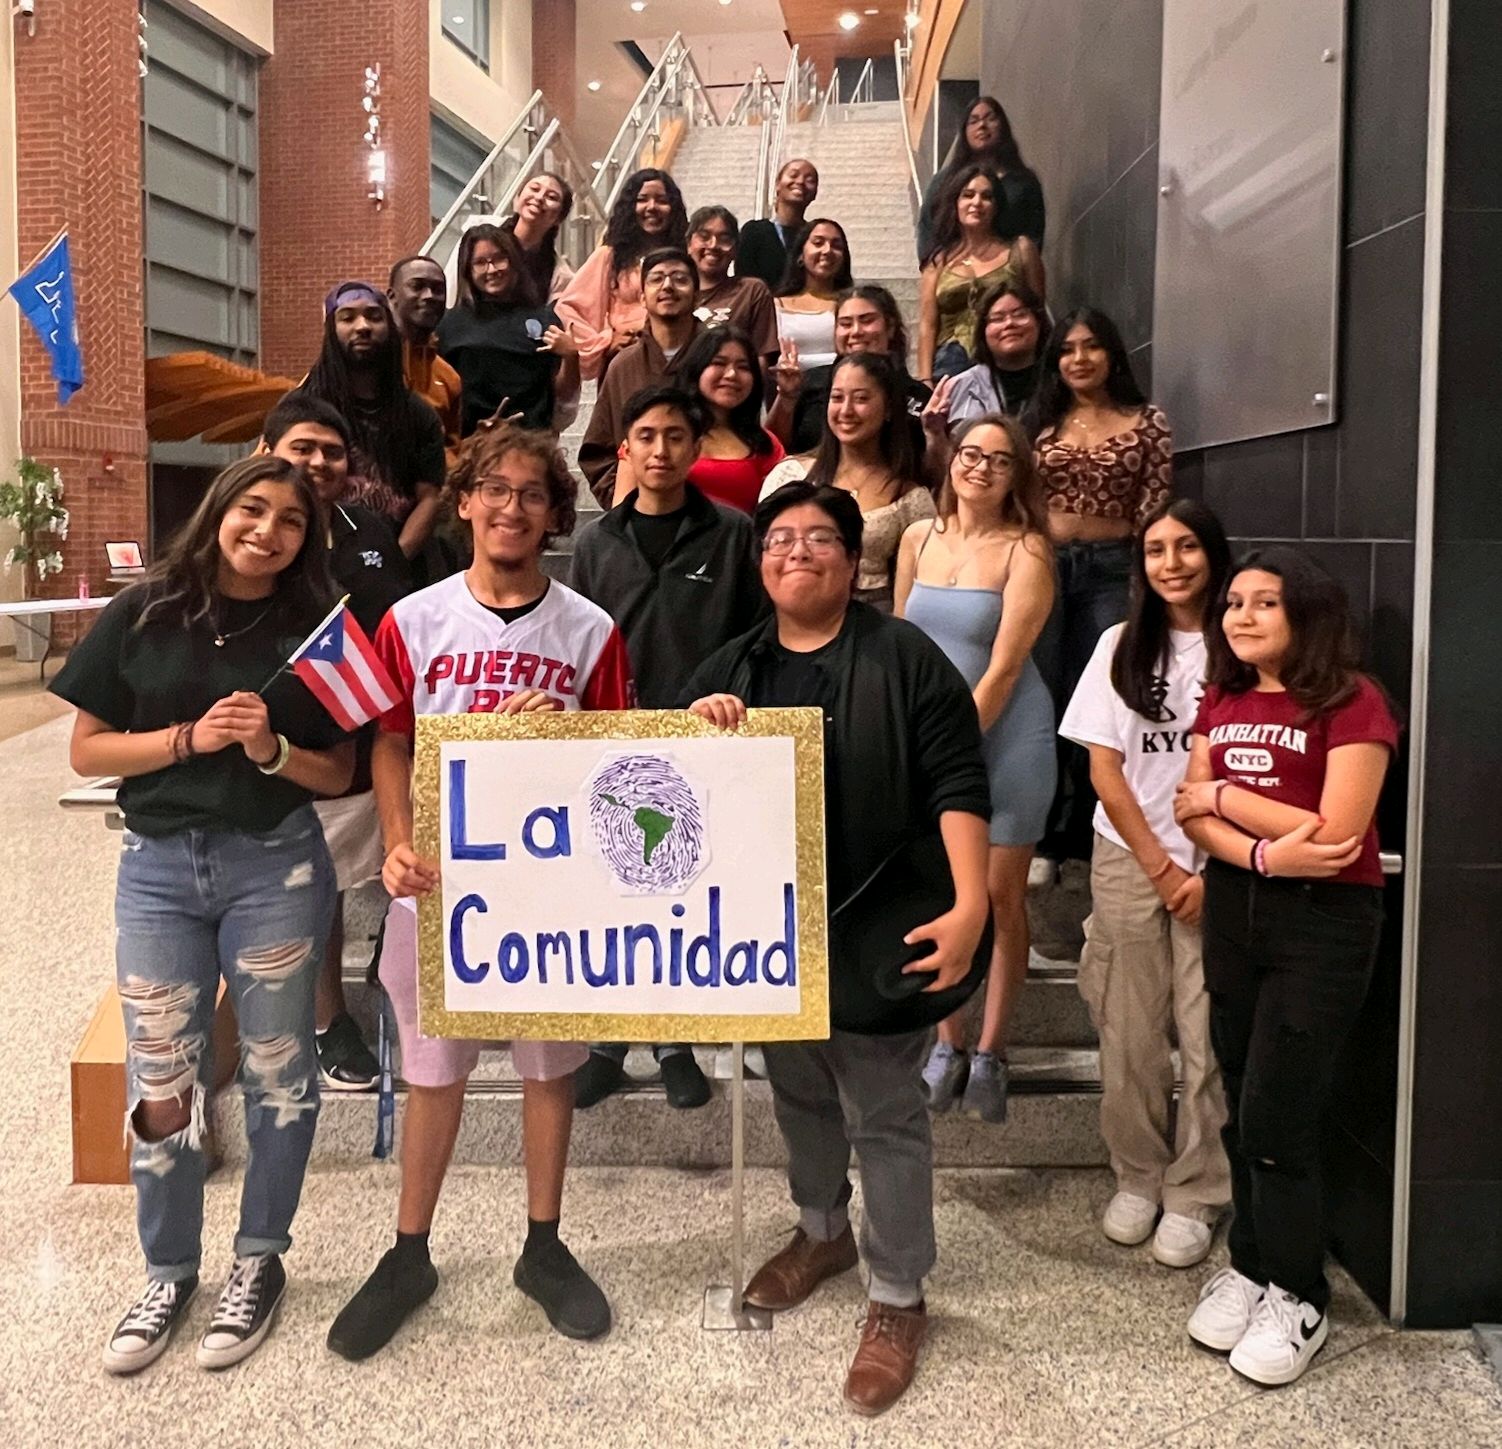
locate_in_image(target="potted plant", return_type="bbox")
[0,457,69,663]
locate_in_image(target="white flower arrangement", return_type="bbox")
[0,459,69,595]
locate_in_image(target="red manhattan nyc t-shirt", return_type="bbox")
[1192,675,1400,887]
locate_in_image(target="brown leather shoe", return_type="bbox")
[843,1299,927,1416]
[742,1227,858,1311]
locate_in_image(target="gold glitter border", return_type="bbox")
[414,708,829,1043]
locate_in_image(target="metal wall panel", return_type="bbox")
[1153,0,1346,451]
[431,114,491,229]
[143,1,259,365]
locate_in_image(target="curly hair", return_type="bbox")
[603,168,688,274]
[449,422,578,549]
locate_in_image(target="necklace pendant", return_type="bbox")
[214,636,226,647]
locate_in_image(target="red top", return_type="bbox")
[1192,675,1399,887]
[1034,404,1173,529]
[688,433,786,514]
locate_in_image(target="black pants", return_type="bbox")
[1033,539,1131,861]
[1201,861,1383,1311]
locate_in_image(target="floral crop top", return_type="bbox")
[1034,404,1173,528]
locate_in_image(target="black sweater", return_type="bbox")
[680,602,990,904]
[736,219,793,290]
[569,486,767,708]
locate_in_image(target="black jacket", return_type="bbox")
[568,486,767,708]
[736,219,792,290]
[681,602,989,902]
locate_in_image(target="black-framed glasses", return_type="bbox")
[956,445,1015,475]
[475,478,551,511]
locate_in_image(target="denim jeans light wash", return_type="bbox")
[114,805,334,1282]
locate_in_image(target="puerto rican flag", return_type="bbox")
[289,598,401,731]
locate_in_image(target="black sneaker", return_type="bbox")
[327,1245,439,1362]
[316,1012,380,1092]
[573,1050,626,1109]
[102,1275,198,1375]
[196,1253,286,1370]
[513,1238,612,1340]
[659,1050,711,1109]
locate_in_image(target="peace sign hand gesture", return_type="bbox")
[921,374,957,437]
[773,337,804,399]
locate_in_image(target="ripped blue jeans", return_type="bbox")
[115,806,334,1283]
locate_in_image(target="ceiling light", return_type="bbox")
[864,6,878,12]
[450,14,465,23]
[630,1,646,9]
[904,10,920,26]
[587,79,602,91]
[837,12,860,30]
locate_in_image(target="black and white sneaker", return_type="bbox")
[316,1012,380,1092]
[1228,1284,1328,1386]
[196,1253,286,1370]
[102,1276,198,1375]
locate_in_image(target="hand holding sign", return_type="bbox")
[384,841,439,900]
[688,693,748,732]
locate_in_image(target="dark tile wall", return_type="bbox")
[976,0,1479,1319]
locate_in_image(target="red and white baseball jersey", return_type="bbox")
[374,573,635,735]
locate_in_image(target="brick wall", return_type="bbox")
[259,2,432,379]
[532,0,577,129]
[12,1,149,619]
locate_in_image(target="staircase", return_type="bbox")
[667,124,765,224]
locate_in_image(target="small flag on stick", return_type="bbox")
[276,598,400,731]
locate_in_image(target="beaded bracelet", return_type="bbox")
[1253,838,1273,877]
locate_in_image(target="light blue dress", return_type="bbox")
[905,572,1056,847]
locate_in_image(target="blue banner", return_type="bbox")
[7,231,83,404]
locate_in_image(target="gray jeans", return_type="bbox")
[762,1026,935,1306]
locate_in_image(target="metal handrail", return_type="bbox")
[765,43,800,212]
[726,65,777,126]
[753,105,773,219]
[422,91,608,270]
[892,40,922,210]
[850,57,875,105]
[595,33,720,214]
[818,71,840,124]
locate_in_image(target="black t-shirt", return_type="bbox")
[344,391,447,500]
[627,505,687,571]
[481,582,549,626]
[436,301,562,434]
[792,366,932,457]
[748,637,846,897]
[50,586,351,837]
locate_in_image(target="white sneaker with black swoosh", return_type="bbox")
[1228,1285,1328,1386]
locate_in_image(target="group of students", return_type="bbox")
[48,110,1398,1416]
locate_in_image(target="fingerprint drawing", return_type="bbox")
[587,754,706,893]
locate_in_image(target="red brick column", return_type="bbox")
[533,0,577,130]
[259,5,432,379]
[12,2,148,610]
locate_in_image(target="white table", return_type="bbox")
[0,596,109,679]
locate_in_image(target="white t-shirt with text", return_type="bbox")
[1060,623,1206,872]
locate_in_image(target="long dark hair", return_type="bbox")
[835,284,909,362]
[501,170,574,298]
[937,413,1051,539]
[1205,546,1365,719]
[774,217,854,297]
[1034,307,1147,435]
[136,455,333,631]
[951,95,1031,177]
[455,223,542,310]
[1111,499,1232,721]
[805,351,920,500]
[923,164,1014,268]
[603,168,688,274]
[303,291,422,496]
[671,326,773,456]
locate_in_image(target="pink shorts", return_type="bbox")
[377,897,588,1088]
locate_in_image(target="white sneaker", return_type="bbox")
[1187,1266,1266,1351]
[1027,856,1057,890]
[1102,1191,1159,1246]
[1152,1212,1214,1268]
[1229,1285,1328,1386]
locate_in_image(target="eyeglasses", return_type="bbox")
[473,258,510,273]
[645,270,694,288]
[475,479,551,511]
[763,527,845,556]
[692,231,734,248]
[956,445,1015,475]
[987,309,1034,328]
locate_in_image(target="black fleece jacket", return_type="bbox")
[568,486,767,708]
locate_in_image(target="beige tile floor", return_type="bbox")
[3,709,1501,1449]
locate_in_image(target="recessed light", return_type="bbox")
[587,79,602,91]
[864,6,878,12]
[450,13,464,23]
[629,1,646,9]
[837,12,860,30]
